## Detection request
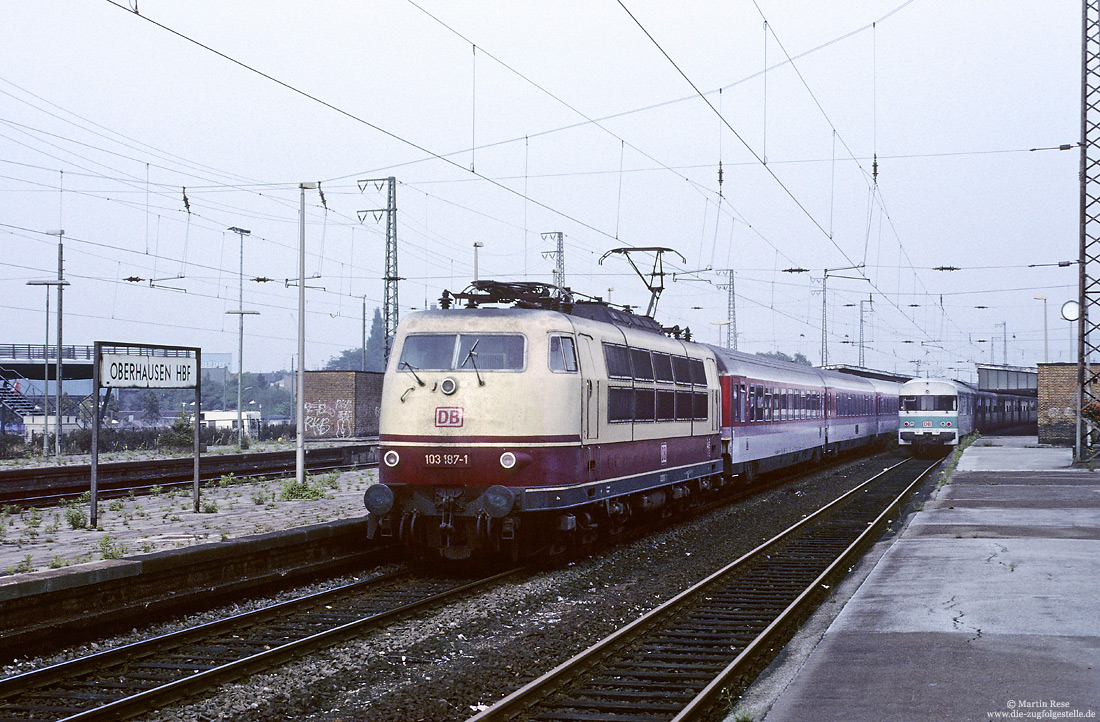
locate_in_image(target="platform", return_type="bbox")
[752,437,1100,721]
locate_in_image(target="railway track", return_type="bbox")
[0,565,521,721]
[467,456,937,722]
[0,443,377,506]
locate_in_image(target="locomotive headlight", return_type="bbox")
[363,483,395,516]
[440,377,457,395]
[500,451,517,469]
[383,450,400,467]
[483,485,515,518]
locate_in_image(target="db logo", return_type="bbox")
[435,407,464,427]
[923,421,933,428]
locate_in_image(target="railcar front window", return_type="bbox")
[399,334,457,371]
[934,395,957,411]
[458,334,525,370]
[901,394,958,412]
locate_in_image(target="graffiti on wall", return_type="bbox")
[305,399,354,438]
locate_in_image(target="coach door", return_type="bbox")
[578,335,599,442]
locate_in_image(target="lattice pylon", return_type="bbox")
[1078,0,1100,459]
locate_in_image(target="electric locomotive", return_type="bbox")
[364,282,722,560]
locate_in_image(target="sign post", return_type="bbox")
[91,342,201,526]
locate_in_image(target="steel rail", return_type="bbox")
[0,566,523,721]
[467,457,936,722]
[0,443,378,506]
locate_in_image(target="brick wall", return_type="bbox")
[303,370,383,439]
[1038,363,1079,446]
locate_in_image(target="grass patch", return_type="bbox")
[938,432,980,488]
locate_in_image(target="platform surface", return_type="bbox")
[760,436,1100,722]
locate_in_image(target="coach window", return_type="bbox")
[732,384,741,423]
[764,387,773,422]
[548,336,578,373]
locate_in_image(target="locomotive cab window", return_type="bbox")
[398,334,458,371]
[548,335,578,373]
[457,334,525,370]
[400,333,525,372]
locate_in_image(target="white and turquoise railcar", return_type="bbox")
[898,378,973,452]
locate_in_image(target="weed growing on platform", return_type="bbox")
[64,503,88,530]
[278,475,326,501]
[200,498,219,514]
[97,534,127,560]
[10,554,34,574]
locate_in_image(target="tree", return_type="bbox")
[141,391,161,423]
[756,350,812,367]
[325,307,386,371]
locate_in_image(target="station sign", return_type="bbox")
[100,353,198,389]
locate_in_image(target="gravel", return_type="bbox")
[131,449,912,722]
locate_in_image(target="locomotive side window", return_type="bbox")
[399,334,457,370]
[630,348,655,381]
[672,356,692,385]
[652,353,675,382]
[692,392,708,420]
[549,336,578,373]
[603,343,632,379]
[689,358,706,386]
[457,334,525,370]
[634,388,656,421]
[674,391,694,421]
[657,390,676,421]
[608,386,634,422]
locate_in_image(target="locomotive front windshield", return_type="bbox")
[900,395,957,412]
[399,333,525,371]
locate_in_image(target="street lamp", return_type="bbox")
[709,320,731,345]
[227,225,258,449]
[1035,296,1049,362]
[473,241,484,282]
[47,230,65,456]
[297,183,318,486]
[26,277,68,458]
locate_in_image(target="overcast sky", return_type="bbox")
[0,1,1082,378]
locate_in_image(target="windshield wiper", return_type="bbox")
[400,360,426,386]
[460,340,486,387]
